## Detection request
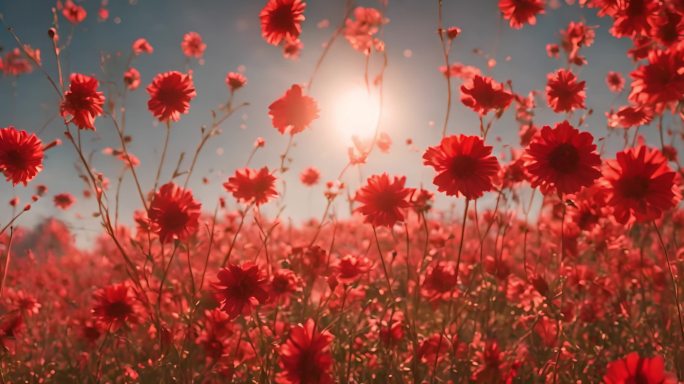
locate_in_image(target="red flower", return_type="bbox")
[212,263,269,318]
[607,105,653,128]
[605,71,624,93]
[62,0,87,24]
[223,167,278,206]
[610,0,658,38]
[423,135,500,200]
[181,32,206,58]
[602,145,681,224]
[629,49,684,108]
[260,0,306,46]
[603,352,676,384]
[148,182,201,243]
[299,167,320,186]
[460,75,513,116]
[546,69,585,113]
[268,84,319,135]
[123,67,141,91]
[225,72,247,92]
[344,7,385,53]
[2,47,39,76]
[0,126,44,186]
[146,71,196,122]
[421,261,458,300]
[270,269,302,301]
[132,38,154,55]
[499,0,545,29]
[334,254,372,284]
[60,73,105,130]
[283,38,304,60]
[524,121,601,195]
[276,318,333,384]
[53,193,76,210]
[92,283,139,330]
[354,173,411,227]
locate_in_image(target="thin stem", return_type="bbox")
[154,121,172,193]
[372,226,394,299]
[437,0,452,138]
[653,222,684,344]
[0,228,14,296]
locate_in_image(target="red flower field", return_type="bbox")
[0,0,684,382]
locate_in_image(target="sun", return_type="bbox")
[333,86,381,140]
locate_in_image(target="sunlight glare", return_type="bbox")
[333,86,381,140]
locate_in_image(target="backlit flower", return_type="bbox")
[225,72,247,93]
[62,0,87,24]
[603,352,676,384]
[524,121,601,195]
[61,73,105,130]
[148,182,202,243]
[181,32,206,58]
[629,49,684,109]
[423,135,500,200]
[123,67,141,91]
[132,38,154,55]
[603,145,681,224]
[260,0,306,46]
[0,126,44,186]
[54,193,76,210]
[268,84,319,135]
[223,167,278,206]
[605,71,624,93]
[546,69,585,113]
[499,0,545,29]
[146,71,196,122]
[277,318,333,384]
[299,167,320,186]
[354,173,411,227]
[460,75,513,116]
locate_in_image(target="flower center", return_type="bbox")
[2,149,28,170]
[618,175,650,199]
[269,5,296,32]
[105,300,132,319]
[161,205,189,233]
[449,155,477,179]
[548,143,580,174]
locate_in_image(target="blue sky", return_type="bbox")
[0,0,666,245]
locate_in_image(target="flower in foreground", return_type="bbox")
[260,0,306,46]
[603,352,676,384]
[460,74,513,116]
[546,69,585,113]
[602,145,680,224]
[148,182,201,243]
[423,135,500,200]
[212,263,269,319]
[276,318,333,384]
[499,0,544,29]
[0,126,44,186]
[146,71,196,122]
[354,173,411,227]
[60,73,105,130]
[223,167,278,206]
[524,121,601,195]
[268,84,319,135]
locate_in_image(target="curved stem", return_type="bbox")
[437,0,452,138]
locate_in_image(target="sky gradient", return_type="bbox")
[0,0,664,246]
